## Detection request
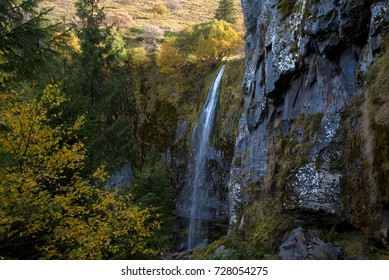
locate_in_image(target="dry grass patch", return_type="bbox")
[42,0,243,32]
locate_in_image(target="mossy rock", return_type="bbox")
[277,0,297,21]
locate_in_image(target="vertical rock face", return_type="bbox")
[229,0,389,230]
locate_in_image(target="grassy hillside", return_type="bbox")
[42,0,243,32]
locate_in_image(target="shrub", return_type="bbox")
[129,47,151,68]
[153,2,168,15]
[143,25,164,51]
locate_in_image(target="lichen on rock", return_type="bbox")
[229,0,389,243]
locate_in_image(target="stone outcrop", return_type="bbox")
[229,0,389,233]
[279,227,343,260]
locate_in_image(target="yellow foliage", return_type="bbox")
[209,20,242,60]
[195,20,242,61]
[0,73,160,259]
[152,2,168,15]
[194,34,215,61]
[52,30,81,54]
[156,38,187,74]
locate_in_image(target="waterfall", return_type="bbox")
[187,65,226,250]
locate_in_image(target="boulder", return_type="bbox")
[279,227,343,260]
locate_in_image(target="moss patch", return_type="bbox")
[366,41,389,201]
[327,229,389,259]
[189,236,233,260]
[213,59,245,157]
[336,36,389,236]
[277,0,298,21]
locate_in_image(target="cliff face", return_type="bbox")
[229,0,389,238]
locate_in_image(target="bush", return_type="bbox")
[129,47,151,68]
[143,25,164,51]
[106,11,134,29]
[153,2,168,15]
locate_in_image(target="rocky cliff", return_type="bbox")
[228,0,389,255]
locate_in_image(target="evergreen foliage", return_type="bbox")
[132,149,170,210]
[131,148,176,251]
[0,0,61,78]
[74,0,106,107]
[214,0,236,24]
[64,0,134,173]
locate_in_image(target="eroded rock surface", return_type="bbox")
[229,0,389,229]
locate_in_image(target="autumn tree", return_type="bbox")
[215,0,236,24]
[106,12,133,30]
[159,20,241,67]
[156,38,187,73]
[0,72,160,259]
[129,47,151,68]
[198,20,241,61]
[152,2,168,15]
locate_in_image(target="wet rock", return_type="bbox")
[380,206,389,239]
[105,163,133,190]
[171,250,190,260]
[279,228,343,260]
[175,120,188,142]
[370,2,389,53]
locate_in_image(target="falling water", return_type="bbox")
[188,65,226,250]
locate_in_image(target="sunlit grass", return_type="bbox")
[41,0,243,32]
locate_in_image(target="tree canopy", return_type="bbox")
[157,20,241,73]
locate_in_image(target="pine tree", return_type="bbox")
[71,0,127,112]
[132,148,170,210]
[0,0,59,77]
[74,0,106,107]
[131,148,175,250]
[62,0,133,175]
[214,0,236,24]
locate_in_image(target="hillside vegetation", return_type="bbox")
[42,0,243,32]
